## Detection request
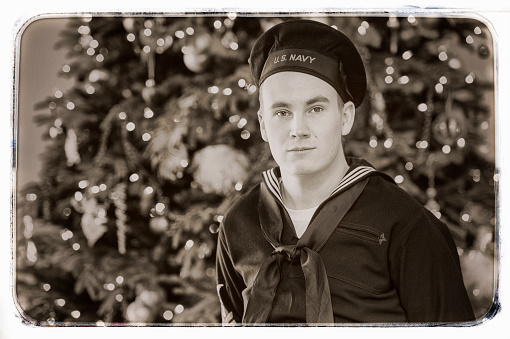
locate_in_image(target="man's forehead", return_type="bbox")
[260,72,339,105]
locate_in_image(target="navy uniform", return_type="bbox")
[216,19,475,325]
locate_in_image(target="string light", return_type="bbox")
[129,173,139,182]
[74,192,84,203]
[163,310,174,321]
[208,86,219,94]
[174,304,184,314]
[466,35,474,44]
[237,118,247,128]
[241,130,250,140]
[465,73,475,84]
[27,241,37,262]
[405,162,414,171]
[384,138,393,148]
[369,137,378,148]
[26,193,37,201]
[402,50,413,60]
[398,76,409,85]
[72,243,80,251]
[175,30,185,39]
[155,202,165,213]
[126,122,136,131]
[185,239,194,250]
[474,26,482,34]
[394,175,404,184]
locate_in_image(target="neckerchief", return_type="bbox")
[242,163,378,324]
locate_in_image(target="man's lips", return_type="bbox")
[287,147,316,152]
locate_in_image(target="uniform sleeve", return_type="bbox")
[389,209,475,323]
[216,222,246,325]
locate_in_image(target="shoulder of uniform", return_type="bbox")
[222,183,261,227]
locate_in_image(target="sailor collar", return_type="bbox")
[261,163,377,207]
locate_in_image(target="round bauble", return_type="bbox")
[141,85,157,104]
[149,216,169,234]
[183,52,210,73]
[432,109,467,146]
[126,299,155,323]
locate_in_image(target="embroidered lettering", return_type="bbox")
[288,54,316,64]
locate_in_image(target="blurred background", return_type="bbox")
[14,14,496,325]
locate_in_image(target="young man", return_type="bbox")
[216,19,475,324]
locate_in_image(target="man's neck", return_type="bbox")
[280,160,350,210]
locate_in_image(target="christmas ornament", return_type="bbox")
[432,108,467,146]
[65,128,81,166]
[183,52,210,73]
[192,144,250,195]
[149,216,169,234]
[146,117,189,181]
[122,18,136,33]
[126,299,155,323]
[139,289,162,308]
[141,81,157,104]
[111,183,128,254]
[183,32,212,73]
[74,196,108,247]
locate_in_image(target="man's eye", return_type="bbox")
[309,106,324,114]
[275,110,291,117]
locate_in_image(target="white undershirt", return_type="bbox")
[284,205,319,238]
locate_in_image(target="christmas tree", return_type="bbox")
[15,14,496,324]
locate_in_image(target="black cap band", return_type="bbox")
[260,49,353,104]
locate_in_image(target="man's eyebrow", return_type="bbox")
[269,96,331,109]
[270,101,293,109]
[305,96,330,106]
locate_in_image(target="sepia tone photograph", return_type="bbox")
[13,12,497,326]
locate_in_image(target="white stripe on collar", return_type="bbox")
[262,166,376,205]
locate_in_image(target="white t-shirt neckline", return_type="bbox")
[284,204,319,238]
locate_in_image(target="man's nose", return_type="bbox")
[289,114,310,138]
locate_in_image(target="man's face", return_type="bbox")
[258,71,355,178]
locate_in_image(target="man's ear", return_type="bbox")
[341,101,356,136]
[258,110,268,142]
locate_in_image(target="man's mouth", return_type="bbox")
[287,147,316,152]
